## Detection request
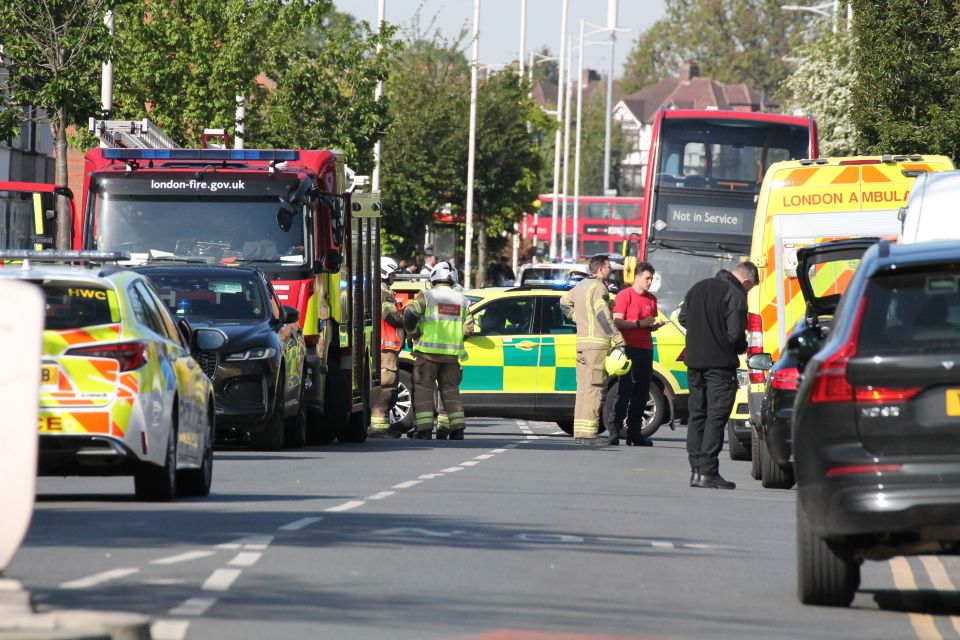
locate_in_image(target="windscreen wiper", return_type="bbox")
[649,239,731,259]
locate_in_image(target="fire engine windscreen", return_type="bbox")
[95,193,305,265]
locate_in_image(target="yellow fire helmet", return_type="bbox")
[605,346,633,377]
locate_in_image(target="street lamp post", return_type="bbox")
[372,0,386,191]
[548,0,570,260]
[560,34,574,258]
[782,1,852,33]
[602,0,618,195]
[464,0,480,287]
[527,50,558,263]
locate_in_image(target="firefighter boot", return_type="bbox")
[448,429,464,440]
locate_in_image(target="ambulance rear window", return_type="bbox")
[41,284,114,330]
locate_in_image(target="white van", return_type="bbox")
[900,170,960,243]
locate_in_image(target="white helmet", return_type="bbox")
[380,257,399,280]
[430,260,457,285]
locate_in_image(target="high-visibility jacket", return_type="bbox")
[559,276,622,350]
[404,284,470,357]
[381,284,403,352]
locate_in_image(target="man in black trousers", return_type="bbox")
[678,262,758,490]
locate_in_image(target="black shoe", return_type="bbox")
[689,468,701,487]
[574,436,609,447]
[626,436,653,447]
[368,429,402,439]
[694,473,736,490]
[413,429,432,440]
[449,429,464,440]
[435,430,449,440]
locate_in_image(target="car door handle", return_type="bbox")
[514,341,538,351]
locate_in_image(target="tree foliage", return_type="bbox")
[622,0,814,104]
[0,0,124,246]
[780,29,856,156]
[851,0,960,158]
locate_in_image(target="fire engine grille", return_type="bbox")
[197,352,219,380]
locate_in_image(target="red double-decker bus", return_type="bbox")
[521,194,645,260]
[638,109,818,315]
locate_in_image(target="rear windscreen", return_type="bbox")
[859,265,960,355]
[42,284,114,330]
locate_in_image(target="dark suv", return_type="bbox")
[791,239,960,607]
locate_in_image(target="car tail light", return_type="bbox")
[809,297,866,404]
[854,387,922,402]
[771,367,799,390]
[826,464,902,477]
[748,312,765,383]
[66,342,149,372]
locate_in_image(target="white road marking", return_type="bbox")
[651,541,674,549]
[229,552,262,567]
[217,535,273,550]
[474,454,494,459]
[168,597,218,616]
[550,431,566,435]
[365,491,396,500]
[151,619,190,640]
[151,550,215,565]
[460,461,480,466]
[202,568,242,591]
[278,517,322,531]
[490,449,507,453]
[418,474,443,479]
[440,466,464,473]
[59,567,139,589]
[393,480,422,489]
[325,500,365,512]
[143,578,188,586]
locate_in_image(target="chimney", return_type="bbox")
[678,60,700,82]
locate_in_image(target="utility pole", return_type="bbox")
[518,0,526,79]
[560,34,574,258]
[549,0,570,259]
[573,19,585,261]
[602,0,618,195]
[372,0,386,191]
[464,0,481,286]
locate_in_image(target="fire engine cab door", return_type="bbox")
[772,212,899,353]
[0,182,73,249]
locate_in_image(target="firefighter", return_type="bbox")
[368,257,405,438]
[403,261,473,440]
[559,254,624,445]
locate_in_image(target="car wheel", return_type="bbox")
[307,362,347,445]
[388,369,415,432]
[135,420,177,502]
[760,437,795,489]
[638,383,668,439]
[178,403,214,497]
[797,500,859,606]
[284,382,307,449]
[252,379,286,451]
[556,420,573,436]
[750,428,762,480]
[727,421,751,461]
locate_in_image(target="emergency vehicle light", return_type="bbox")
[102,149,300,162]
[0,250,131,263]
[838,159,882,165]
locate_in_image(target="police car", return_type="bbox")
[391,283,688,436]
[0,251,223,501]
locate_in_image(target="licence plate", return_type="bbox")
[946,389,960,416]
[40,365,58,387]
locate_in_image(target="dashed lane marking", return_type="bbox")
[441,466,464,473]
[59,568,139,590]
[228,552,262,567]
[202,568,242,591]
[418,474,443,479]
[393,480,422,489]
[151,550,215,565]
[460,461,480,466]
[325,500,366,512]
[150,619,190,640]
[216,535,273,550]
[474,454,494,459]
[168,597,218,616]
[278,517,322,531]
[366,491,396,500]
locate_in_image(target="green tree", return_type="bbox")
[0,0,122,247]
[851,0,960,157]
[621,0,814,105]
[780,29,856,156]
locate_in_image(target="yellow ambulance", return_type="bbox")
[735,155,955,454]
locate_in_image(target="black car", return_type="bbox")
[749,239,874,489]
[790,238,960,607]
[135,265,307,451]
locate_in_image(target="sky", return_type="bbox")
[334,0,667,78]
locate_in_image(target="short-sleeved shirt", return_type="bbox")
[613,287,657,350]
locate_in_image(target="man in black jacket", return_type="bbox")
[678,262,758,489]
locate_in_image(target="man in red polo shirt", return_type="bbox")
[610,262,665,446]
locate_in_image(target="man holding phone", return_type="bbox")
[611,262,665,446]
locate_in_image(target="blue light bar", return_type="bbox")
[102,148,300,162]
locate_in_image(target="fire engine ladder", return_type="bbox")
[88,118,180,149]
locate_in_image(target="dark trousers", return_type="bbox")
[686,367,737,476]
[611,346,654,440]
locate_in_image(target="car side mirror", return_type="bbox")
[281,305,299,324]
[194,327,227,351]
[746,352,773,371]
[786,325,826,369]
